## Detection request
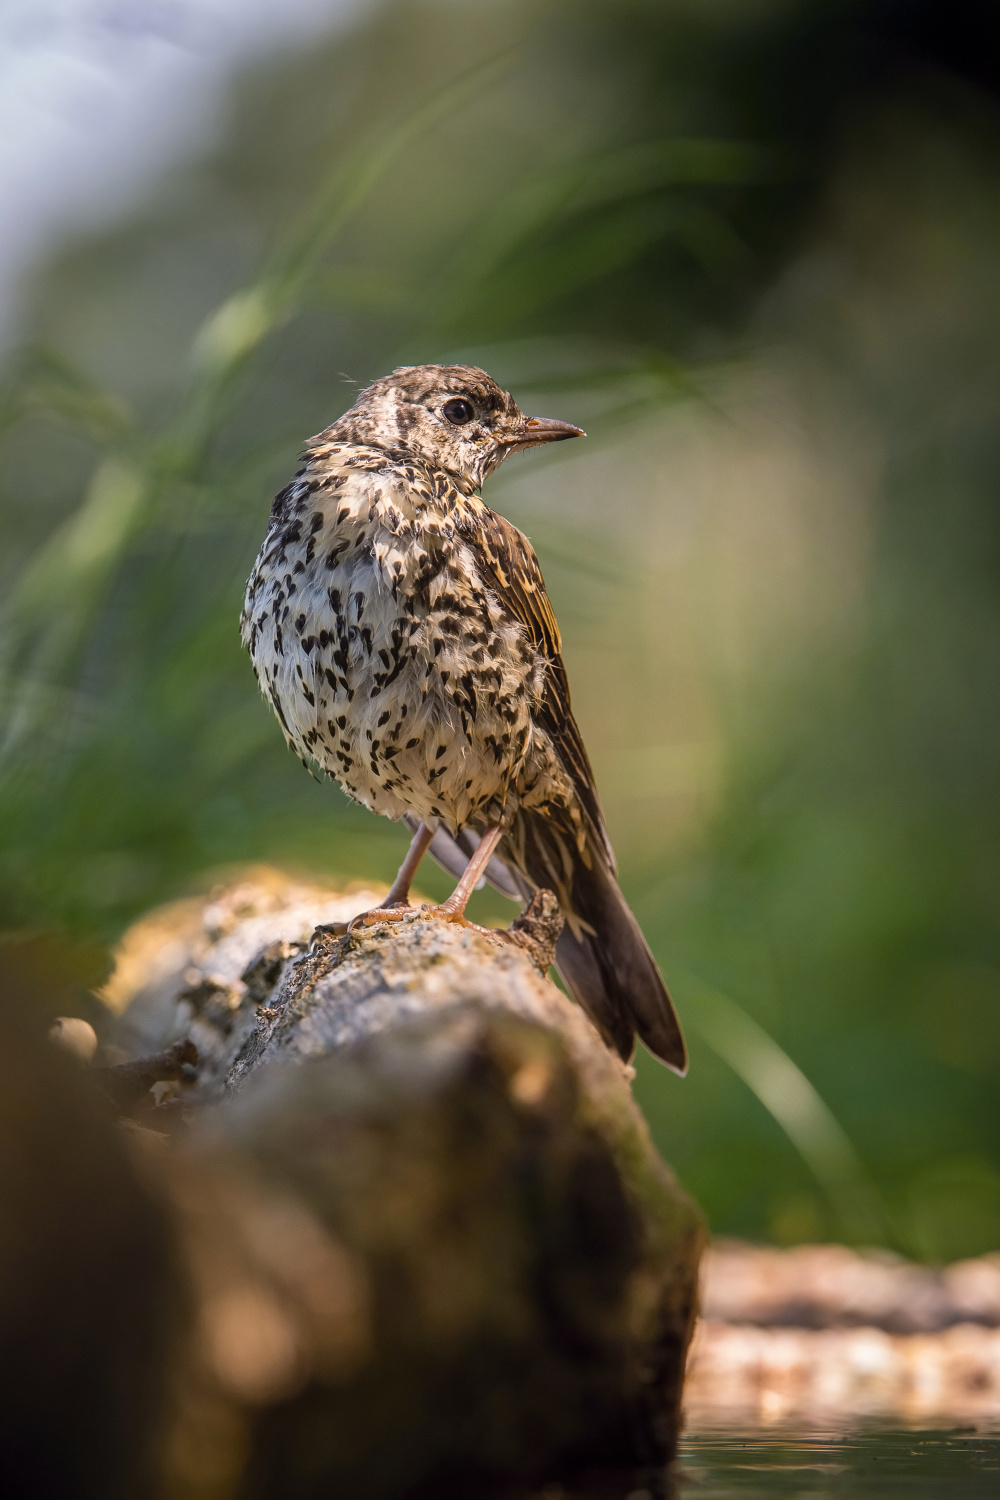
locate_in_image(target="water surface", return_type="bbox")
[679,1427,1000,1498]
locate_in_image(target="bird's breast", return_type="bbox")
[243,467,544,833]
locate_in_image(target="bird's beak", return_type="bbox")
[508,416,586,450]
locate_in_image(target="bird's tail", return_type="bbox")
[514,814,687,1073]
[415,812,687,1071]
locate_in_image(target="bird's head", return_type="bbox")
[322,364,584,490]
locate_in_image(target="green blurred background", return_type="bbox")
[2,0,999,1261]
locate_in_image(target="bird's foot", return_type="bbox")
[346,899,516,948]
[415,902,517,944]
[347,901,420,933]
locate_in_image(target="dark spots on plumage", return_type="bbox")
[377,710,390,727]
[435,745,447,760]
[465,779,473,790]
[336,714,347,728]
[337,507,350,524]
[293,560,305,575]
[310,511,325,534]
[406,738,419,749]
[440,670,449,685]
[333,651,347,672]
[269,691,291,732]
[269,483,295,520]
[378,649,390,669]
[295,614,306,633]
[428,766,445,781]
[433,638,444,657]
[301,685,315,706]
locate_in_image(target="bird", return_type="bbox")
[241,364,686,1073]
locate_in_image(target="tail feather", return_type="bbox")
[417,814,687,1072]
[515,814,687,1073]
[554,857,687,1073]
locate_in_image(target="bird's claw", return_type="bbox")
[347,902,516,947]
[417,904,515,942]
[347,903,418,933]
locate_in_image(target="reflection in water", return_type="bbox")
[678,1427,1000,1499]
[514,1428,1000,1499]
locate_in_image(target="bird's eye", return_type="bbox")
[442,397,475,426]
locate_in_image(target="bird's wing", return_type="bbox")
[457,502,615,871]
[452,504,685,1072]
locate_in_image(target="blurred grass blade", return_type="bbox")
[0,458,146,762]
[428,137,767,331]
[0,348,135,445]
[570,138,777,213]
[1,52,517,758]
[679,971,894,1245]
[186,49,517,430]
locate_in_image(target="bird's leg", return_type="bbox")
[419,825,505,931]
[384,820,436,906]
[348,822,435,931]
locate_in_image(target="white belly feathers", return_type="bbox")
[242,460,540,835]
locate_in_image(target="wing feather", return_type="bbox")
[448,498,686,1071]
[455,503,614,867]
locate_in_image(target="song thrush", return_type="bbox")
[241,364,686,1072]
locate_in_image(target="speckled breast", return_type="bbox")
[242,456,543,836]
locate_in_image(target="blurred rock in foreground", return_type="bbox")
[100,867,704,1498]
